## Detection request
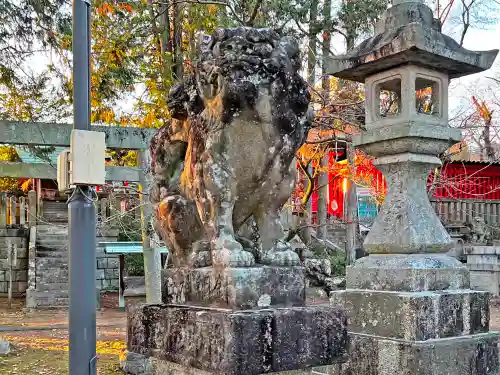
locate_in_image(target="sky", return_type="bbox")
[444,19,500,115]
[24,1,500,122]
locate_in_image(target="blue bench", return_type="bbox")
[99,241,168,310]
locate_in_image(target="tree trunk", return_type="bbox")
[345,136,359,265]
[316,154,329,240]
[159,3,173,87]
[293,1,319,246]
[341,1,359,264]
[173,2,184,80]
[308,0,318,85]
[316,0,332,241]
[483,119,495,161]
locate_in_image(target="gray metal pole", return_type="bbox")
[69,0,97,374]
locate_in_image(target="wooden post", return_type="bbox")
[100,198,108,224]
[19,197,26,226]
[99,197,108,234]
[316,154,329,240]
[28,190,37,227]
[36,179,43,222]
[0,194,6,228]
[118,254,125,311]
[9,196,16,226]
[110,196,121,230]
[8,246,12,309]
[7,238,16,309]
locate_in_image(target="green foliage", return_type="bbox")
[309,243,347,276]
[337,0,390,44]
[0,146,22,192]
[0,0,71,122]
[124,254,145,276]
[330,251,347,276]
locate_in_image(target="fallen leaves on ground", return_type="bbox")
[3,335,126,356]
[0,348,121,375]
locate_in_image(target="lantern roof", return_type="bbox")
[326,0,498,82]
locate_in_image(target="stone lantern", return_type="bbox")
[327,0,500,374]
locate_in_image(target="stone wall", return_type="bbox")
[96,251,119,291]
[95,233,120,291]
[465,245,500,295]
[0,228,28,296]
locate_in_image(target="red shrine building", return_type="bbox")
[293,146,500,226]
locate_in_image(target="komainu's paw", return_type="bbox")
[261,240,301,266]
[212,248,255,267]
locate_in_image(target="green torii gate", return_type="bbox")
[0,119,163,305]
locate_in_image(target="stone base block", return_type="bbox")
[470,270,500,296]
[330,332,500,375]
[163,266,306,309]
[331,289,490,341]
[121,353,323,375]
[346,254,470,292]
[127,304,348,375]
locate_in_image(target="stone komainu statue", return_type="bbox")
[150,27,312,268]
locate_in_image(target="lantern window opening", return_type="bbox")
[415,76,441,117]
[375,76,402,119]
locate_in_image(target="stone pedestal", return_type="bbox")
[123,266,348,375]
[125,303,347,375]
[163,266,306,309]
[325,0,500,371]
[329,255,500,375]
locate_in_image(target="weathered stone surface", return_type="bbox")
[362,155,454,254]
[465,246,500,296]
[330,332,500,375]
[150,27,312,268]
[121,354,321,375]
[331,289,490,341]
[326,1,498,81]
[346,254,469,291]
[470,270,500,296]
[127,304,348,375]
[29,224,119,308]
[125,276,146,296]
[121,352,152,375]
[0,340,11,356]
[355,122,461,156]
[163,266,306,309]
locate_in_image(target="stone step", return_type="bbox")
[35,297,69,309]
[36,224,68,232]
[37,233,69,241]
[36,274,68,283]
[35,282,68,292]
[36,264,68,273]
[36,275,69,284]
[33,289,69,298]
[36,240,68,248]
[36,263,68,272]
[36,251,68,258]
[36,231,68,238]
[36,257,68,267]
